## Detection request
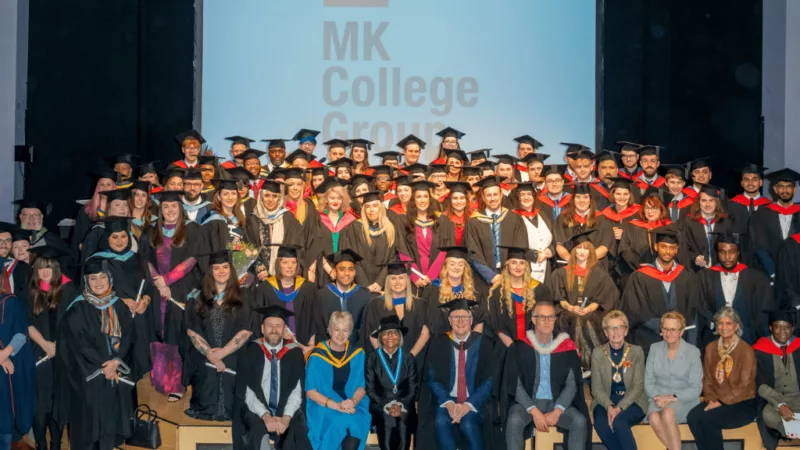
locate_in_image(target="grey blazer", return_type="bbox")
[590,343,648,413]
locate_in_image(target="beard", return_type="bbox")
[184,192,201,203]
[265,332,283,346]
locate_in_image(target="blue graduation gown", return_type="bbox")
[0,294,35,439]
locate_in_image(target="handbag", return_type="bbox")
[126,405,162,449]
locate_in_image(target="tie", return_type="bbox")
[268,350,279,415]
[705,220,713,263]
[552,198,562,221]
[749,198,755,215]
[671,202,679,222]
[782,345,788,367]
[456,342,467,404]
[491,214,501,269]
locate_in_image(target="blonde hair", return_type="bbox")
[660,311,686,330]
[489,260,537,317]
[602,310,630,329]
[436,257,476,303]
[382,273,415,311]
[566,241,598,291]
[360,200,395,247]
[316,185,351,213]
[328,311,354,334]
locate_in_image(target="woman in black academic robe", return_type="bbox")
[341,192,399,293]
[244,181,304,281]
[255,245,327,353]
[618,195,676,271]
[183,251,256,421]
[24,247,76,450]
[683,187,735,271]
[553,185,612,269]
[363,263,430,365]
[203,179,250,254]
[547,237,619,373]
[139,192,205,401]
[365,316,420,450]
[70,173,117,257]
[56,257,135,450]
[421,247,486,336]
[79,190,133,262]
[511,183,555,284]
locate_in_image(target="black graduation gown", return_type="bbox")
[753,338,800,450]
[421,283,486,337]
[396,214,456,296]
[726,195,772,266]
[305,211,359,288]
[537,193,573,224]
[776,236,800,309]
[233,342,311,450]
[487,282,553,342]
[682,215,735,271]
[554,214,615,271]
[362,296,428,359]
[365,348,419,450]
[464,211,528,293]
[80,225,109,262]
[244,212,304,277]
[204,216,248,255]
[547,266,618,366]
[617,221,691,272]
[254,277,326,346]
[25,282,77,415]
[182,292,257,421]
[70,207,95,257]
[56,297,134,448]
[340,222,398,288]
[139,223,205,345]
[4,259,32,296]
[697,265,773,346]
[499,337,591,450]
[415,332,497,450]
[749,206,800,275]
[318,283,370,348]
[620,264,704,351]
[514,211,556,283]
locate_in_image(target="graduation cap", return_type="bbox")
[355,191,382,204]
[375,151,402,163]
[226,167,254,182]
[461,166,482,178]
[654,226,680,244]
[330,157,355,170]
[291,129,321,143]
[92,168,123,182]
[766,168,800,184]
[184,168,204,181]
[428,164,448,175]
[206,250,233,265]
[595,150,621,165]
[325,249,363,266]
[316,177,343,194]
[565,229,596,247]
[282,168,305,181]
[265,168,286,181]
[765,309,798,326]
[160,166,188,180]
[261,138,290,149]
[439,246,471,260]
[392,175,415,187]
[403,163,428,176]
[468,149,491,161]
[370,315,408,338]
[100,187,131,202]
[307,166,328,178]
[12,199,50,215]
[285,149,315,165]
[514,135,543,148]
[607,177,635,191]
[409,180,436,192]
[736,163,768,178]
[543,164,568,177]
[396,134,427,149]
[29,244,69,261]
[687,157,712,172]
[255,305,295,322]
[708,231,745,247]
[198,155,223,166]
[96,216,131,233]
[445,149,468,162]
[348,138,374,150]
[174,129,206,145]
[83,256,111,275]
[444,181,472,195]
[639,145,664,158]
[213,178,239,191]
[224,136,255,147]
[349,174,375,188]
[697,183,723,198]
[474,176,504,190]
[323,139,350,150]
[616,141,644,152]
[270,243,302,259]
[521,153,550,165]
[9,227,31,243]
[379,261,411,276]
[515,182,536,193]
[0,221,17,235]
[573,149,596,161]
[239,149,266,161]
[155,191,184,203]
[571,183,593,196]
[499,245,529,260]
[661,164,689,180]
[136,161,160,176]
[259,179,282,194]
[477,160,496,171]
[439,299,480,313]
[110,153,139,166]
[494,154,518,166]
[436,127,465,139]
[371,165,394,177]
[561,142,591,156]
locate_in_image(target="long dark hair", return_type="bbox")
[405,190,439,235]
[212,190,247,232]
[558,193,599,228]
[195,265,242,318]
[28,257,65,316]
[151,201,187,248]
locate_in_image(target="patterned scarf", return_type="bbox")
[716,336,740,384]
[82,285,122,350]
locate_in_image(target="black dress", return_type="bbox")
[365,348,419,450]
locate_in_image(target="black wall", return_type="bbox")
[600,0,763,193]
[25,0,196,228]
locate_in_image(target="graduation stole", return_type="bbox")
[629,218,672,230]
[572,211,599,225]
[590,182,610,198]
[201,186,215,195]
[637,263,684,283]
[326,282,361,299]
[793,233,800,244]
[267,276,305,302]
[512,208,540,219]
[767,203,800,216]
[258,338,291,361]
[682,187,699,199]
[515,163,528,173]
[91,248,135,262]
[389,202,406,215]
[753,336,800,356]
[309,340,362,368]
[472,207,509,224]
[522,330,576,354]
[182,200,211,214]
[618,167,643,180]
[691,214,725,226]
[602,204,641,222]
[729,194,771,208]
[131,215,158,227]
[709,263,747,274]
[634,175,666,190]
[538,193,572,209]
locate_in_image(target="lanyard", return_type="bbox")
[377,347,403,394]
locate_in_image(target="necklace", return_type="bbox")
[603,343,631,383]
[377,347,403,394]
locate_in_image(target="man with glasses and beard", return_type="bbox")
[181,169,213,223]
[234,305,310,450]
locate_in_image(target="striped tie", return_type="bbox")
[491,214,501,269]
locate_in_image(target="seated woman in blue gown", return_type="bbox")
[305,311,371,450]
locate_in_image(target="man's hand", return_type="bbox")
[102,359,120,381]
[704,401,721,411]
[530,408,549,432]
[446,402,460,421]
[276,416,291,434]
[779,404,796,421]
[42,341,57,358]
[607,406,621,430]
[367,283,382,293]
[262,415,278,433]
[695,255,707,267]
[544,408,562,427]
[212,359,226,373]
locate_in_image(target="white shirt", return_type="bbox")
[244,342,302,419]
[744,193,764,211]
[779,210,793,239]
[441,334,477,412]
[522,212,553,282]
[720,271,739,306]
[183,197,206,222]
[654,259,674,292]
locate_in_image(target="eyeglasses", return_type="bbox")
[450,315,473,322]
[533,315,556,322]
[605,325,628,332]
[661,327,683,334]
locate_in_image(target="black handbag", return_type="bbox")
[126,405,162,449]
